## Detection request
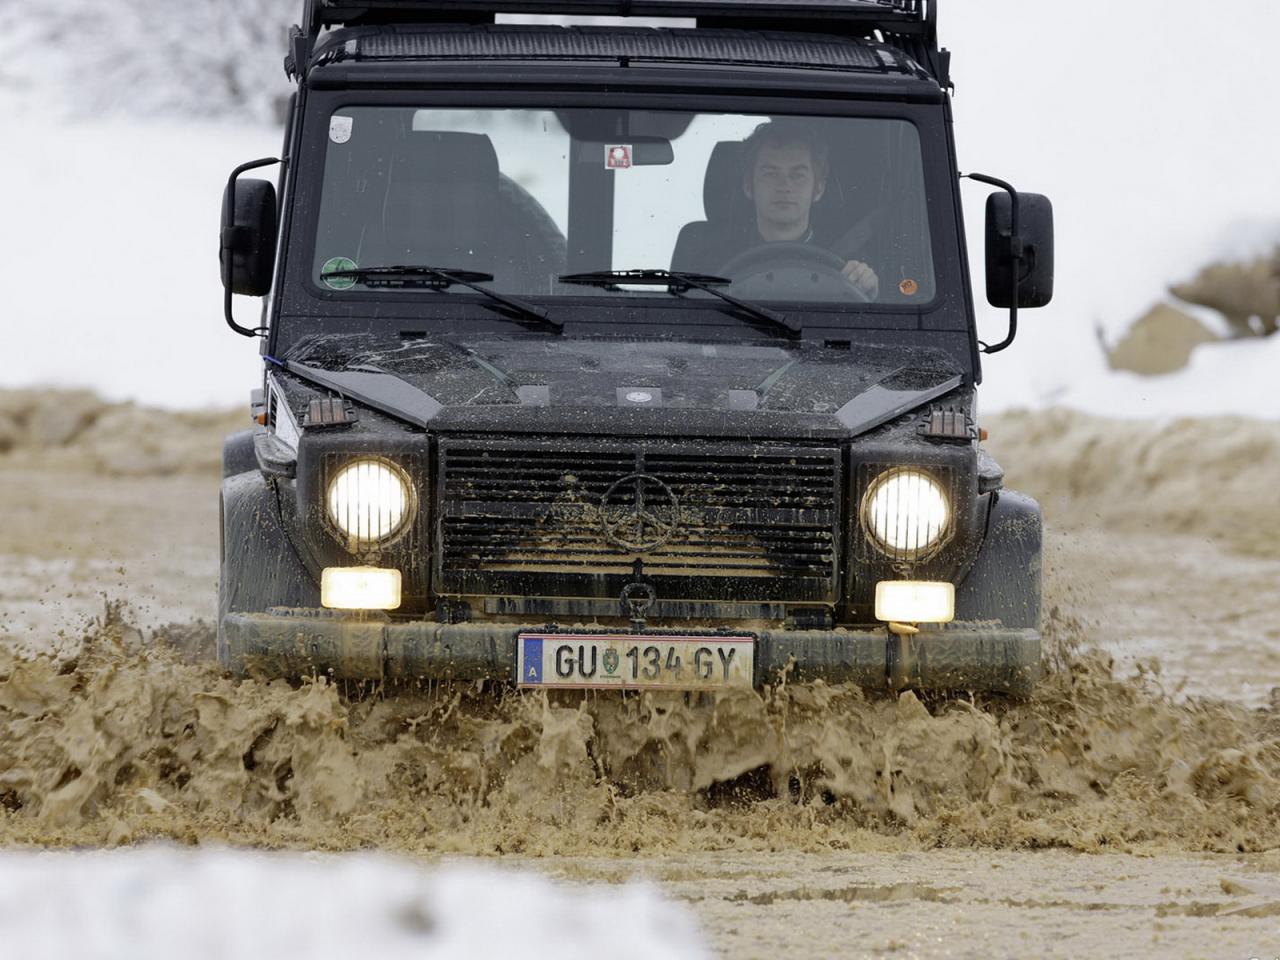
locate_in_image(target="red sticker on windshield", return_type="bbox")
[605,145,633,169]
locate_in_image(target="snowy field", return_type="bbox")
[0,848,708,959]
[2,0,1278,417]
[4,93,1275,420]
[946,1,1280,416]
[1,101,276,407]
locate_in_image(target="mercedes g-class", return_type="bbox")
[218,0,1055,696]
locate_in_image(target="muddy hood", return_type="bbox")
[281,334,967,440]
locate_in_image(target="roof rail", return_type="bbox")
[290,1,944,83]
[307,0,926,29]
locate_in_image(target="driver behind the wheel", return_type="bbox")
[739,121,880,300]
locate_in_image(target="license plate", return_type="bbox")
[517,633,754,690]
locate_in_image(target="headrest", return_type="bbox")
[379,131,500,267]
[703,141,746,224]
[389,131,499,186]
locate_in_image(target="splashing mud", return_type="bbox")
[3,394,1279,861]
[2,604,1276,855]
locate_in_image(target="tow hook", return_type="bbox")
[621,582,657,631]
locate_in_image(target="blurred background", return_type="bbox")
[1,0,1277,414]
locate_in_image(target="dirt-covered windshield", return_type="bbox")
[312,107,936,306]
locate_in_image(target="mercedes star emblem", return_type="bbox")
[600,473,679,552]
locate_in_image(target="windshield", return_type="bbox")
[312,107,936,307]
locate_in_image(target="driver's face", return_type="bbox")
[746,141,826,238]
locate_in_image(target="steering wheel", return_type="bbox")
[716,242,871,304]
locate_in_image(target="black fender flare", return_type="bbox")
[218,470,318,672]
[954,489,1042,630]
[222,429,257,479]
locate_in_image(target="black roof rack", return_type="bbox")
[292,0,946,83]
[309,0,927,31]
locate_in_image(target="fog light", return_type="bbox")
[321,567,402,611]
[875,580,955,624]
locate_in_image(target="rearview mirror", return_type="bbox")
[985,192,1054,309]
[575,138,675,167]
[220,178,277,297]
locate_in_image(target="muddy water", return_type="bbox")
[1,603,1277,856]
[1,393,1279,957]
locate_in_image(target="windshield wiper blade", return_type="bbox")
[325,265,560,332]
[559,269,799,338]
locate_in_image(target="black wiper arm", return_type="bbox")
[324,265,560,332]
[559,269,799,338]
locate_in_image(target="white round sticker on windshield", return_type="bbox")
[329,116,353,144]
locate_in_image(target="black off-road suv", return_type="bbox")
[218,0,1054,697]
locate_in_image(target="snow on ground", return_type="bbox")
[1,95,276,409]
[0,847,709,960]
[979,332,1280,420]
[948,0,1280,419]
[4,1,1278,418]
[5,94,1271,420]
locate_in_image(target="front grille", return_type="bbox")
[437,438,841,606]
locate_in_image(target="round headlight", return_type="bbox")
[326,459,414,546]
[861,468,951,559]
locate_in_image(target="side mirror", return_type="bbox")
[220,177,277,297]
[985,192,1054,309]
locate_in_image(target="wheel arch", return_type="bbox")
[954,489,1042,630]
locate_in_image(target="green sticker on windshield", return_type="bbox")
[321,257,358,290]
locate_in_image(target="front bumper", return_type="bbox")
[220,611,1041,697]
